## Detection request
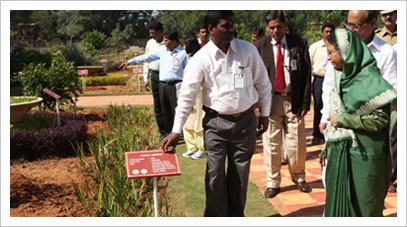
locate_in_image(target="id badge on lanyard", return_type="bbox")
[173,57,179,67]
[234,73,245,89]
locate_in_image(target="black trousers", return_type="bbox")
[150,71,165,136]
[158,81,178,135]
[312,76,324,139]
[202,106,256,217]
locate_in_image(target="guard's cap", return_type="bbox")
[380,10,396,15]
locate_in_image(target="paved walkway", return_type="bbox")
[76,95,153,107]
[76,94,397,217]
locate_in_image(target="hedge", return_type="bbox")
[10,112,88,161]
[85,74,126,86]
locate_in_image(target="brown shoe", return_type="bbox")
[293,181,312,193]
[264,187,280,198]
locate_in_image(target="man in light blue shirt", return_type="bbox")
[120,31,189,137]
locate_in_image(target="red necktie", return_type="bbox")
[275,42,286,93]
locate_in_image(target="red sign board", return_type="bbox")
[78,69,88,76]
[125,150,181,179]
[42,88,61,100]
[132,67,143,74]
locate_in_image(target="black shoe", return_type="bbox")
[311,137,325,145]
[293,180,312,193]
[264,187,280,198]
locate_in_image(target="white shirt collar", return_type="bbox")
[207,39,237,57]
[271,34,287,47]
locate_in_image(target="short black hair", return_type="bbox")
[148,21,163,32]
[163,30,179,43]
[184,37,201,56]
[198,24,206,31]
[204,10,234,30]
[251,26,264,36]
[321,22,335,33]
[264,10,285,24]
[364,10,378,23]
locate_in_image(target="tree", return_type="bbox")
[56,10,85,44]
[105,23,135,50]
[83,30,106,56]
[157,10,206,42]
[30,10,58,42]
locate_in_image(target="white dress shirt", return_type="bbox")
[172,39,272,134]
[309,39,327,77]
[143,38,164,82]
[271,35,291,90]
[320,34,397,123]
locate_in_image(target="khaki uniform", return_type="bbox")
[376,26,397,46]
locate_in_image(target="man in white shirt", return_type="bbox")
[143,21,166,140]
[308,22,334,145]
[162,10,271,217]
[197,24,209,47]
[320,10,397,191]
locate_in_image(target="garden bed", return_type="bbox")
[10,107,167,217]
[10,109,106,217]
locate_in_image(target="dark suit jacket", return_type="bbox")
[254,34,312,115]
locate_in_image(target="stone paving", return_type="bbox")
[76,94,397,217]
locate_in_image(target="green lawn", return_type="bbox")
[167,144,280,217]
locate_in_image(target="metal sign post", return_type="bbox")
[125,150,181,217]
[153,177,159,217]
[132,67,143,92]
[78,70,88,91]
[42,88,61,127]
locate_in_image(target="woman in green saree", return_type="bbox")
[321,28,397,217]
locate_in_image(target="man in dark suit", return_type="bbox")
[254,10,312,198]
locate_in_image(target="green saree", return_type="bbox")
[322,29,397,217]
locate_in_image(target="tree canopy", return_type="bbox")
[11,10,384,48]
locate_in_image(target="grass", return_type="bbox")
[167,144,280,217]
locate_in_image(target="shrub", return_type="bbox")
[85,73,126,86]
[74,105,170,217]
[10,45,52,81]
[18,52,82,111]
[83,30,106,56]
[63,42,96,66]
[10,112,88,161]
[11,115,54,130]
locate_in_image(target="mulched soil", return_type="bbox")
[10,75,165,217]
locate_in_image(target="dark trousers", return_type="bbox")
[312,76,324,139]
[158,81,178,135]
[391,123,397,182]
[202,106,256,217]
[150,71,165,136]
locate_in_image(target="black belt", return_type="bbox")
[313,74,324,78]
[160,80,182,85]
[203,105,253,121]
[151,70,159,74]
[274,91,291,96]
